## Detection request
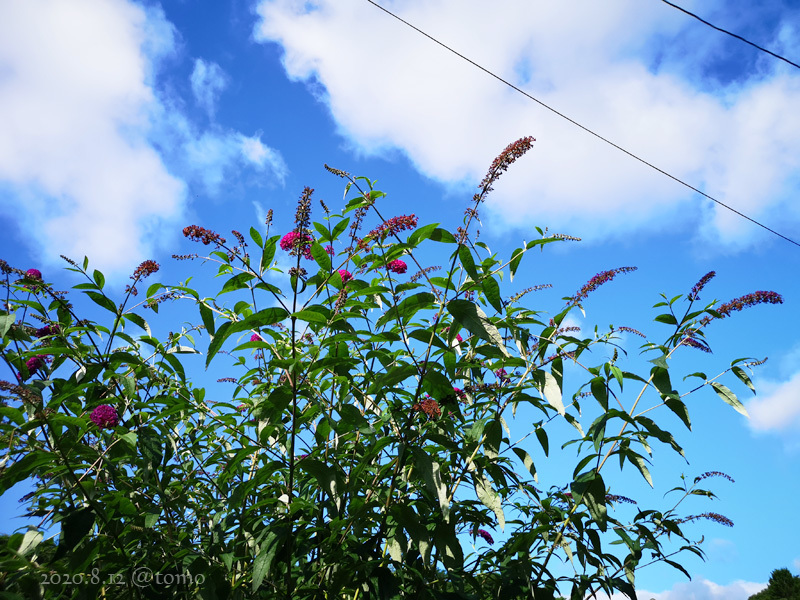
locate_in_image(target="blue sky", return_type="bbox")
[1,1,799,598]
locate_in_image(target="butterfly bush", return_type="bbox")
[0,138,784,600]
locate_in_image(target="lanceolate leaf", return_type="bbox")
[458,245,480,281]
[512,447,537,480]
[482,276,504,314]
[626,452,653,487]
[411,447,449,518]
[732,366,756,394]
[711,382,749,417]
[541,371,565,416]
[252,530,283,591]
[447,299,509,357]
[376,292,436,329]
[475,473,505,530]
[206,307,288,367]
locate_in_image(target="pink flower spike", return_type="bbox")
[477,529,494,544]
[250,333,263,342]
[25,269,42,280]
[338,270,353,283]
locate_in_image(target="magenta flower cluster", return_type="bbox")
[338,270,353,283]
[250,333,263,342]
[280,231,313,259]
[26,269,42,280]
[90,404,119,429]
[476,529,494,544]
[387,259,407,274]
[25,355,46,375]
[35,324,59,338]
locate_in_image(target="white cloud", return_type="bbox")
[240,133,288,179]
[0,0,287,277]
[165,117,288,194]
[0,0,185,275]
[253,0,800,248]
[190,58,228,117]
[747,370,800,432]
[596,577,766,600]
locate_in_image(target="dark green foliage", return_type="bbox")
[0,140,781,599]
[749,568,800,600]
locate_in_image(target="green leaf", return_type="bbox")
[371,363,417,395]
[512,447,537,480]
[86,291,118,315]
[591,377,609,411]
[408,223,438,246]
[261,235,278,273]
[408,328,448,350]
[206,307,288,367]
[654,313,678,325]
[482,276,504,314]
[92,269,106,289]
[535,427,549,456]
[293,309,330,324]
[711,382,749,417]
[475,472,505,530]
[0,451,52,495]
[55,507,95,558]
[541,371,564,416]
[458,245,480,281]
[571,472,608,531]
[300,460,342,514]
[447,299,509,357]
[220,273,255,295]
[18,529,43,557]
[376,292,435,329]
[138,427,163,468]
[245,226,262,248]
[651,366,673,396]
[200,302,215,336]
[0,313,15,339]
[732,366,756,394]
[626,452,653,487]
[421,369,453,400]
[331,217,350,240]
[428,227,456,243]
[665,397,691,430]
[509,248,524,282]
[310,241,331,271]
[410,447,449,518]
[252,531,282,591]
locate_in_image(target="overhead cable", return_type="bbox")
[365,0,800,248]
[661,0,800,71]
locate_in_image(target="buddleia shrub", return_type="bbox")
[0,138,782,600]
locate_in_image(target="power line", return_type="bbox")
[661,0,800,71]
[365,0,800,249]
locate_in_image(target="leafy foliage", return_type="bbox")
[749,568,800,600]
[0,139,782,599]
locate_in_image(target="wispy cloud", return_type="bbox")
[253,0,800,249]
[190,58,228,118]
